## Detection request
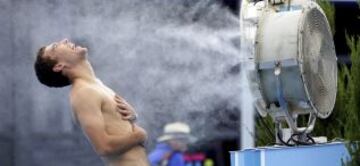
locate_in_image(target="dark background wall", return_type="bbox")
[332,1,360,64]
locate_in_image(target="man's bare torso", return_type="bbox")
[71,80,149,166]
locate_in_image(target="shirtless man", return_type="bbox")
[34,39,149,166]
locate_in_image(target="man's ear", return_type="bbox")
[53,63,65,73]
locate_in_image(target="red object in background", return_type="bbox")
[184,153,206,162]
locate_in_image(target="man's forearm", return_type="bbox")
[106,135,141,154]
[102,125,146,156]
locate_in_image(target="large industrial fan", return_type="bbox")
[240,0,337,145]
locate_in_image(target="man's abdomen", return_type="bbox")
[103,145,149,166]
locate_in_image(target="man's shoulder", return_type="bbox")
[70,84,103,105]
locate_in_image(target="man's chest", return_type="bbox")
[97,86,118,116]
[96,85,133,133]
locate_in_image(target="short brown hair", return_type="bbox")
[34,46,71,87]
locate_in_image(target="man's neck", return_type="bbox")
[67,61,98,85]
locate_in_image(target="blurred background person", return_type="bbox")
[148,122,195,166]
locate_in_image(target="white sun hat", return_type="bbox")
[157,122,196,143]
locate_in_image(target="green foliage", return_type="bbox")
[315,35,360,165]
[343,36,360,140]
[255,115,275,146]
[343,142,360,166]
[313,34,360,166]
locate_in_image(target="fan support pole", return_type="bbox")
[271,61,317,145]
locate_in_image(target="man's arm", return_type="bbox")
[71,87,147,156]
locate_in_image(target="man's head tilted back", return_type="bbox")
[34,39,88,87]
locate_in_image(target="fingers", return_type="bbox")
[114,96,126,104]
[114,96,128,107]
[120,113,134,120]
[117,108,129,114]
[113,94,139,123]
[115,99,132,113]
[115,95,127,103]
[117,108,138,121]
[115,94,123,100]
[117,108,130,115]
[122,115,134,120]
[117,109,132,120]
[118,110,133,117]
[114,98,134,112]
[116,108,133,118]
[116,103,128,110]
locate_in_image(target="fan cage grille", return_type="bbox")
[301,6,337,118]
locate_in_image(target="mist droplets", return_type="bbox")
[31,0,242,145]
